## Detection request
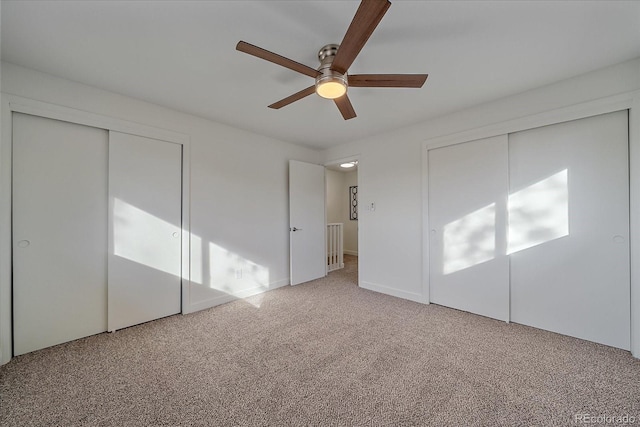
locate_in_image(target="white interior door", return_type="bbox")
[108,132,182,331]
[509,111,630,349]
[13,113,108,355]
[428,135,510,321]
[289,160,326,285]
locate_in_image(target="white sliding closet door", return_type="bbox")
[509,111,630,349]
[108,132,182,331]
[428,135,510,321]
[13,113,108,355]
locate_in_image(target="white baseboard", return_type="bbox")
[235,278,289,298]
[344,250,358,256]
[359,280,425,304]
[183,278,290,314]
[185,295,235,314]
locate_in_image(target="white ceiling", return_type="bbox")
[2,1,639,150]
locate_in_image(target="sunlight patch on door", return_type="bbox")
[113,198,180,277]
[508,169,569,254]
[443,203,496,275]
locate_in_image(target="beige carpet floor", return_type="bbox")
[1,255,639,426]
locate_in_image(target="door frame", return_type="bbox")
[0,96,191,364]
[324,155,360,282]
[422,89,640,357]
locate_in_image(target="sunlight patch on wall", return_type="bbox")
[113,198,180,277]
[208,242,269,307]
[443,203,496,275]
[508,169,569,254]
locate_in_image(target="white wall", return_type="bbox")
[324,58,640,304]
[326,169,358,256]
[0,62,321,363]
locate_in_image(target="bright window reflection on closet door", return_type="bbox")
[507,169,569,255]
[443,202,496,275]
[113,197,181,277]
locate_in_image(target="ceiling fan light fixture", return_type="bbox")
[315,44,347,99]
[316,78,347,99]
[340,161,357,168]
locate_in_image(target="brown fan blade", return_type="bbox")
[268,85,316,109]
[349,74,428,88]
[334,95,357,120]
[236,41,319,78]
[330,0,391,75]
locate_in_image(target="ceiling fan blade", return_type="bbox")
[349,74,428,88]
[268,85,316,109]
[330,0,391,75]
[334,95,357,120]
[236,41,319,78]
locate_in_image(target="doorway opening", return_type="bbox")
[325,159,359,286]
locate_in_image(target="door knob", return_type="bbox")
[172,232,180,238]
[290,227,302,232]
[17,240,30,248]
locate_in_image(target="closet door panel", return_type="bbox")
[428,135,509,321]
[108,132,182,331]
[509,111,630,349]
[13,113,108,355]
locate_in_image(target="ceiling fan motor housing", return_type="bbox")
[315,44,348,98]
